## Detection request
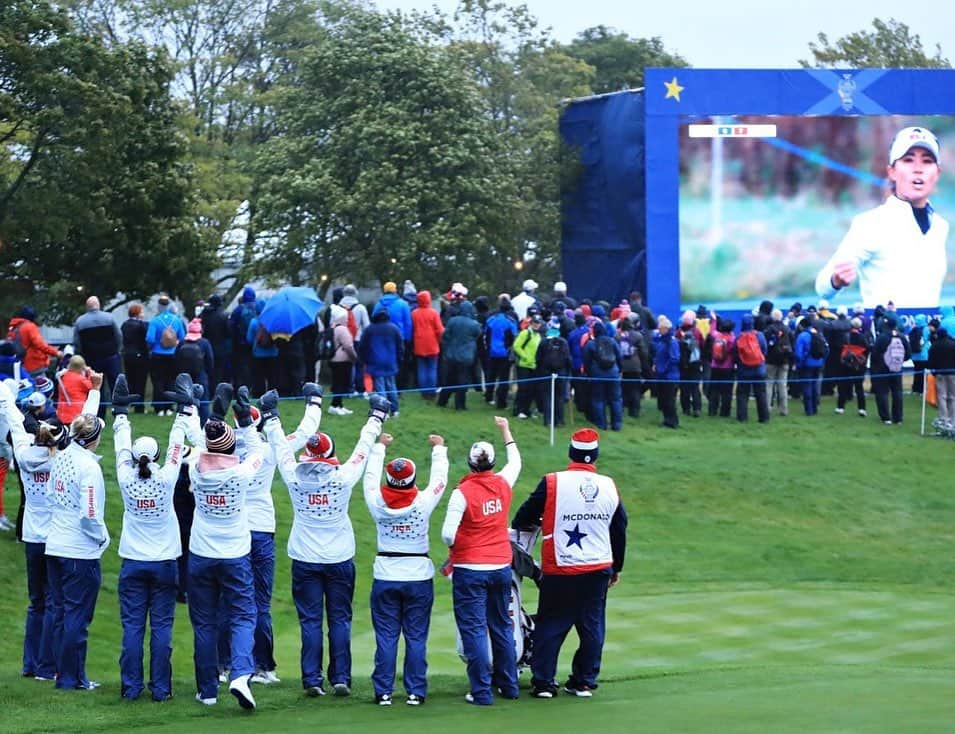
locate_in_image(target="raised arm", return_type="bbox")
[285,382,323,452]
[494,416,521,488]
[419,435,450,514]
[363,435,392,510]
[0,380,32,457]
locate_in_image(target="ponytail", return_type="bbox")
[137,454,152,480]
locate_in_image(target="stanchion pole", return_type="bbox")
[550,373,556,447]
[921,369,928,436]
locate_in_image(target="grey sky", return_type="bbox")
[374,0,952,68]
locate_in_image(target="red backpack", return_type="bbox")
[736,331,765,367]
[344,304,358,339]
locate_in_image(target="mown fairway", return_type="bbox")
[2,390,954,733]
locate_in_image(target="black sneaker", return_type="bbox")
[376,693,392,706]
[563,683,593,698]
[531,685,556,699]
[406,694,424,706]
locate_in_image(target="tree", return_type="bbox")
[563,25,689,94]
[254,4,521,292]
[0,0,214,320]
[801,18,950,68]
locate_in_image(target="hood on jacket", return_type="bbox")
[741,314,754,331]
[457,301,476,319]
[592,320,606,337]
[340,295,359,309]
[197,452,240,474]
[416,291,432,309]
[241,286,256,303]
[372,309,391,324]
[329,305,348,327]
[16,444,54,473]
[255,298,266,315]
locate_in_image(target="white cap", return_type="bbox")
[818,299,829,309]
[522,279,538,292]
[23,392,46,409]
[554,281,567,293]
[132,436,160,462]
[836,305,849,316]
[468,441,495,469]
[888,126,940,165]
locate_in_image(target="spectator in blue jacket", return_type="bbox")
[373,282,413,343]
[229,287,258,390]
[146,295,186,416]
[652,316,681,429]
[359,310,404,416]
[483,300,519,409]
[734,313,769,423]
[794,317,828,416]
[568,312,591,419]
[582,321,623,431]
[246,298,279,395]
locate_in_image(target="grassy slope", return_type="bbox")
[1,392,954,733]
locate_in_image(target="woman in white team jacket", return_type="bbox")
[0,379,98,682]
[362,432,449,706]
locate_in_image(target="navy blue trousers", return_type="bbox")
[452,566,518,705]
[370,578,433,698]
[47,556,101,689]
[118,558,178,700]
[188,552,255,699]
[531,572,609,691]
[292,558,355,689]
[22,542,56,678]
[250,531,276,672]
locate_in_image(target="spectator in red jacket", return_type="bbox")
[8,306,62,378]
[411,291,444,400]
[57,356,102,425]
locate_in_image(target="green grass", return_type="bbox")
[3,390,955,733]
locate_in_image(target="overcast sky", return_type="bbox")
[373,0,953,68]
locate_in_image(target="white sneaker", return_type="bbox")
[251,670,280,685]
[517,413,529,419]
[327,406,342,415]
[218,671,229,684]
[340,406,353,415]
[195,693,217,706]
[834,408,844,414]
[305,685,325,697]
[0,515,13,531]
[858,409,867,417]
[377,693,393,706]
[392,411,399,418]
[332,682,351,697]
[229,675,256,710]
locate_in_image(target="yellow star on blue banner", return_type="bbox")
[664,76,684,102]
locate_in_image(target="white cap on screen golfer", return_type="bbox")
[888,127,940,166]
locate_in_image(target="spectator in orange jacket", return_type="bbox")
[8,306,62,377]
[57,356,102,425]
[411,291,444,399]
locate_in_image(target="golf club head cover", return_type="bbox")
[164,373,197,413]
[111,374,141,415]
[211,382,234,421]
[302,382,323,408]
[259,389,280,423]
[234,385,253,427]
[368,393,391,423]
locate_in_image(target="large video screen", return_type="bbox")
[678,115,955,311]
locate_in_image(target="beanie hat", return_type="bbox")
[383,281,398,294]
[403,280,417,297]
[568,428,599,464]
[132,436,160,462]
[72,415,105,448]
[468,441,496,471]
[696,304,708,318]
[385,458,417,488]
[185,318,203,341]
[19,305,37,321]
[205,420,236,454]
[305,432,335,459]
[241,286,256,303]
[208,294,222,308]
[34,375,54,397]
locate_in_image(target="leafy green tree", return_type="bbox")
[255,4,520,292]
[0,0,213,320]
[801,18,950,68]
[563,25,689,94]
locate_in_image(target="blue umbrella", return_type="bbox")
[258,286,324,336]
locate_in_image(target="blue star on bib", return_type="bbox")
[564,523,588,549]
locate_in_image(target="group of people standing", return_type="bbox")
[4,362,627,711]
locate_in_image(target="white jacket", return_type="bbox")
[264,415,381,564]
[46,441,109,560]
[363,443,449,581]
[114,412,194,561]
[188,436,264,560]
[236,403,321,534]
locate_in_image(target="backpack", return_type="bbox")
[6,323,27,360]
[711,332,729,362]
[680,330,701,365]
[765,326,792,362]
[538,336,569,373]
[884,333,906,373]
[616,332,635,358]
[594,335,617,370]
[160,322,178,349]
[840,343,867,371]
[255,323,273,348]
[315,323,336,361]
[344,304,359,339]
[909,325,923,354]
[736,331,765,367]
[175,341,204,378]
[809,330,827,359]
